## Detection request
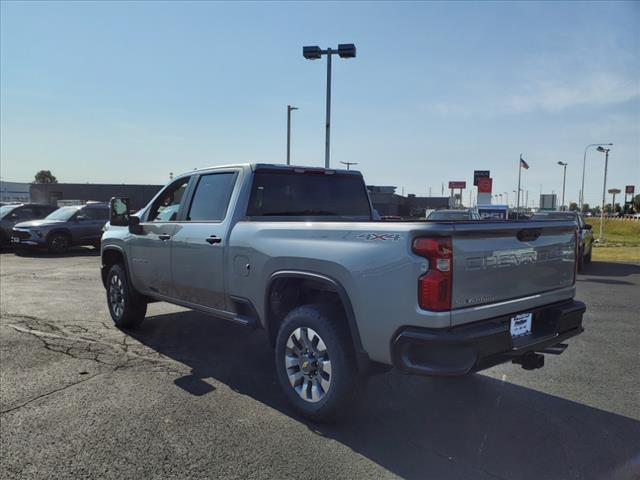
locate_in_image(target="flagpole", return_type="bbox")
[517,154,523,219]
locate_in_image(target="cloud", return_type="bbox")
[504,73,640,113]
[429,72,640,119]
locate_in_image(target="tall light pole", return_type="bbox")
[504,192,509,207]
[286,105,298,165]
[340,161,358,170]
[580,143,613,211]
[597,146,611,241]
[557,161,568,211]
[303,44,356,168]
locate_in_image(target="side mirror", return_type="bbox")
[110,197,131,226]
[128,214,142,234]
[584,224,592,230]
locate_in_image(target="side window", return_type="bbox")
[84,208,110,220]
[15,207,34,219]
[186,173,236,222]
[148,178,191,222]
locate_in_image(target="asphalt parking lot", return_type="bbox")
[1,248,639,480]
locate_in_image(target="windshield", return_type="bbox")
[532,213,577,221]
[427,211,470,221]
[0,205,19,219]
[45,206,80,221]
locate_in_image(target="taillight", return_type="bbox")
[413,237,452,311]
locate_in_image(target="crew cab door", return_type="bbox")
[128,176,192,297]
[170,170,238,310]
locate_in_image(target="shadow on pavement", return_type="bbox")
[581,261,640,277]
[129,310,640,480]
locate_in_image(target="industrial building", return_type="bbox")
[29,183,163,209]
[367,186,451,217]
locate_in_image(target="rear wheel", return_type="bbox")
[106,263,146,329]
[47,233,70,254]
[275,303,365,422]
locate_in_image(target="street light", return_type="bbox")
[557,161,568,211]
[504,192,509,207]
[596,146,611,241]
[339,161,358,170]
[580,143,613,211]
[286,105,298,165]
[303,43,357,168]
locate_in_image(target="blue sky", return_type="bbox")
[1,1,638,207]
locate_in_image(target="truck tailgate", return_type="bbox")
[450,221,577,324]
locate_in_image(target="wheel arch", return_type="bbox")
[265,270,369,371]
[46,228,73,243]
[101,246,127,288]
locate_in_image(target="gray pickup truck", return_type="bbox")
[101,164,585,421]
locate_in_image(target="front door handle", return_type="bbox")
[206,235,221,245]
[158,234,171,241]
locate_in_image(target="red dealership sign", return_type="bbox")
[625,185,635,194]
[448,181,466,189]
[477,177,493,193]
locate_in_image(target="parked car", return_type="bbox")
[101,164,584,421]
[531,211,593,270]
[12,202,110,253]
[426,209,481,221]
[0,203,58,246]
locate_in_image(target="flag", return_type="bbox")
[520,157,529,170]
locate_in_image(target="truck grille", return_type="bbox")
[12,230,31,240]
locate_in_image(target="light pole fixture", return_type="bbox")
[303,43,356,168]
[596,146,611,241]
[286,105,298,165]
[339,161,358,170]
[580,143,613,211]
[557,161,568,211]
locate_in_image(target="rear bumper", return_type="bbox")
[391,299,585,376]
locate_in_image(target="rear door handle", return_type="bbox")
[158,234,171,241]
[206,235,221,245]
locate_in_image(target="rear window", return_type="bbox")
[247,171,371,219]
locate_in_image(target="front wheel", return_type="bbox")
[47,233,70,254]
[275,304,365,422]
[106,263,146,329]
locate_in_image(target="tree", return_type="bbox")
[581,203,590,213]
[604,203,612,214]
[34,170,58,183]
[569,202,578,211]
[634,194,640,212]
[614,203,622,214]
[592,205,601,215]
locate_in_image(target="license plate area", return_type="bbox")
[510,313,532,338]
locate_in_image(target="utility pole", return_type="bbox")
[597,146,611,241]
[558,161,568,210]
[286,105,298,165]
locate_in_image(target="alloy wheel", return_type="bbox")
[285,327,332,403]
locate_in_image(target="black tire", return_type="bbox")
[106,263,146,329]
[275,303,365,422]
[47,232,71,254]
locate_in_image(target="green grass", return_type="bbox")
[592,246,640,263]
[587,218,640,247]
[586,218,640,263]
